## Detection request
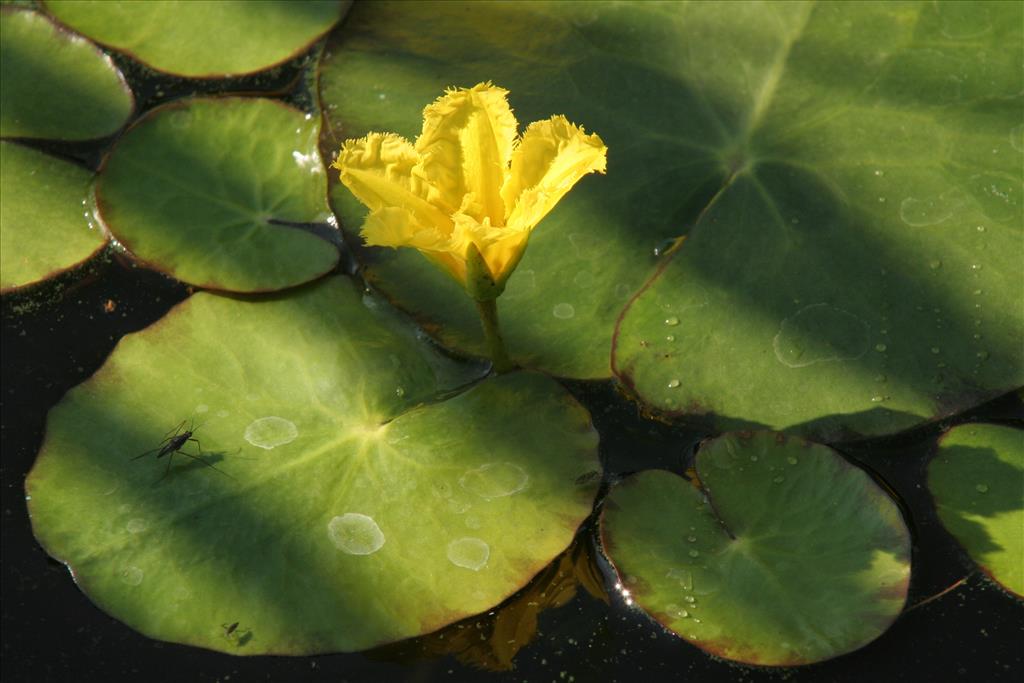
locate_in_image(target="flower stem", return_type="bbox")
[474,299,515,374]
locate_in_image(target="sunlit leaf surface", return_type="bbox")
[928,423,1024,598]
[26,277,600,654]
[96,97,338,292]
[0,142,106,292]
[600,432,910,665]
[44,0,346,77]
[0,8,131,139]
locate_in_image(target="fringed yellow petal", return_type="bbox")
[333,133,452,233]
[362,206,423,247]
[362,207,468,285]
[502,115,607,231]
[333,85,606,299]
[451,212,531,284]
[416,83,518,226]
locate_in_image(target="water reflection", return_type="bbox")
[369,532,608,671]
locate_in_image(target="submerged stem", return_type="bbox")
[474,299,515,374]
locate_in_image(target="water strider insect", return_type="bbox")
[132,419,231,482]
[221,620,252,646]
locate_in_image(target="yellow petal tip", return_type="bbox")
[335,83,606,291]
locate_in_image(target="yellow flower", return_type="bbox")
[332,82,607,300]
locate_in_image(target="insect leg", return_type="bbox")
[162,420,187,440]
[152,450,175,484]
[178,451,233,479]
[132,430,179,460]
[130,446,163,461]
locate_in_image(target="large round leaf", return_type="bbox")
[320,1,697,379]
[928,423,1024,597]
[1,142,107,292]
[96,97,338,292]
[26,276,600,654]
[320,1,1024,426]
[600,432,910,666]
[44,0,346,78]
[0,8,132,139]
[610,1,1024,439]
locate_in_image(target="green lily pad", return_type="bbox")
[26,276,600,654]
[1,8,132,139]
[321,2,1024,421]
[928,423,1024,598]
[96,97,338,292]
[44,0,346,78]
[609,1,1023,439]
[1,142,107,292]
[600,432,910,666]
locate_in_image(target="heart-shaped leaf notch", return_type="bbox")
[95,97,339,292]
[600,431,910,666]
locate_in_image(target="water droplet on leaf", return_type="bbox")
[552,303,575,319]
[328,513,385,555]
[459,462,529,499]
[119,566,144,586]
[447,537,490,571]
[244,416,298,450]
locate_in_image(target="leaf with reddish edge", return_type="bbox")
[600,431,910,666]
[1,8,132,139]
[1,142,107,292]
[26,276,601,654]
[44,0,347,78]
[95,97,339,293]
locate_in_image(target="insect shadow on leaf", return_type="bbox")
[221,621,252,646]
[131,419,234,483]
